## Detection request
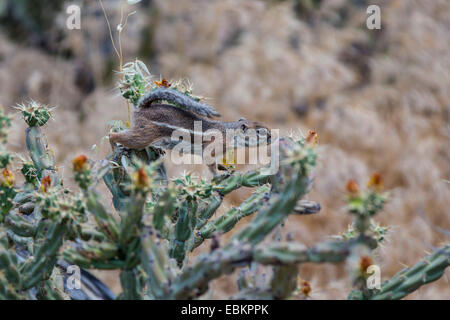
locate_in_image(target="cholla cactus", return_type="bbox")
[0,107,15,221]
[14,101,54,127]
[118,60,154,106]
[0,86,448,300]
[0,107,11,142]
[118,60,207,108]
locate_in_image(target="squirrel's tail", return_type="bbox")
[138,87,220,118]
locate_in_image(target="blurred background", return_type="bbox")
[0,0,448,299]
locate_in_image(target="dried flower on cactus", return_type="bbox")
[305,130,318,147]
[368,173,383,191]
[297,277,312,297]
[0,168,14,187]
[72,155,92,190]
[346,179,359,194]
[40,175,52,193]
[154,77,171,88]
[360,256,373,275]
[72,155,89,172]
[132,167,150,191]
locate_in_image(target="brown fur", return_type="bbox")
[109,103,270,173]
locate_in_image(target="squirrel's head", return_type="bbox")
[234,118,271,147]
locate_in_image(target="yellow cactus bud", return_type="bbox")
[40,175,52,193]
[133,167,149,190]
[1,168,15,187]
[72,155,89,172]
[368,173,382,191]
[154,78,171,88]
[297,277,312,297]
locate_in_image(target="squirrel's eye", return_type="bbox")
[241,124,248,132]
[257,128,267,136]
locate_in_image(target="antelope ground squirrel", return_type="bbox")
[109,87,271,174]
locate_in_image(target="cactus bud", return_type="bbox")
[346,179,359,194]
[21,161,38,185]
[154,78,171,88]
[72,155,92,190]
[367,173,382,191]
[297,277,312,297]
[0,167,16,218]
[1,168,15,187]
[72,155,89,172]
[15,101,52,127]
[133,167,150,190]
[305,130,318,147]
[360,256,373,276]
[40,175,52,193]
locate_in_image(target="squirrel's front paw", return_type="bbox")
[144,146,166,160]
[150,146,166,156]
[113,146,133,158]
[212,171,231,184]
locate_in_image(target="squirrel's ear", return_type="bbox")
[239,117,246,122]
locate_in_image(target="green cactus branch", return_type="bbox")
[141,228,177,299]
[4,211,37,237]
[21,221,66,289]
[213,169,272,195]
[0,230,22,299]
[169,239,353,300]
[270,263,299,299]
[233,175,312,245]
[368,245,450,300]
[191,185,270,251]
